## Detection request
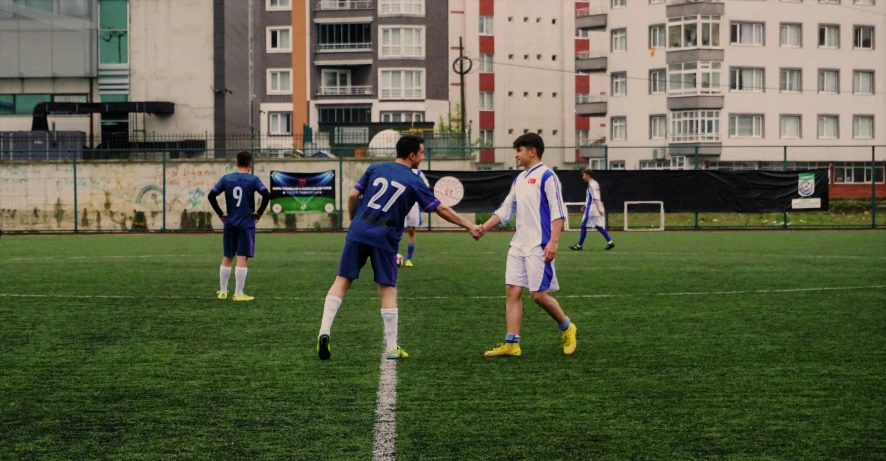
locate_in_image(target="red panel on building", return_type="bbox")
[575,114,590,130]
[575,38,589,53]
[479,36,495,54]
[479,111,495,129]
[575,74,590,94]
[479,73,495,91]
[830,184,886,199]
[480,0,494,16]
[575,149,584,163]
[479,149,496,163]
[575,2,590,8]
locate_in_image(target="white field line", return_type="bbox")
[1,285,883,303]
[372,353,398,461]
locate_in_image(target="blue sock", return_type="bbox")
[407,243,415,260]
[596,226,612,243]
[505,333,520,343]
[578,226,588,246]
[557,317,571,331]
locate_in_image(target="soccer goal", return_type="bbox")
[563,202,586,232]
[623,201,665,232]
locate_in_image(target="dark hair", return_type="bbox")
[513,133,545,158]
[396,135,425,159]
[582,167,594,177]
[236,151,253,167]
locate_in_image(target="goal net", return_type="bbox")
[623,201,665,231]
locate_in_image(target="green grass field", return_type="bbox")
[1,231,885,460]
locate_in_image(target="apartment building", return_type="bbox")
[574,0,886,174]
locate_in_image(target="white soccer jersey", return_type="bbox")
[494,163,565,255]
[585,179,605,217]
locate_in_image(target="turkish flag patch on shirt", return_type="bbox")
[527,178,537,184]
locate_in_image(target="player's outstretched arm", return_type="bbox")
[545,218,564,263]
[434,204,482,239]
[254,189,271,221]
[347,189,361,221]
[480,214,502,234]
[207,190,225,221]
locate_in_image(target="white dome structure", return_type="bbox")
[367,129,401,158]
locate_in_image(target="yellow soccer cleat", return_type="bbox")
[561,323,577,355]
[217,291,228,300]
[484,342,522,357]
[404,260,413,267]
[232,293,254,302]
[317,334,331,360]
[385,347,409,359]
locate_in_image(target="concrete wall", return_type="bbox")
[0,158,475,232]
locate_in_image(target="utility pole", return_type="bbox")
[248,0,255,150]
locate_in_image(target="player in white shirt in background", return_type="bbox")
[477,133,578,357]
[402,168,429,267]
[570,168,615,251]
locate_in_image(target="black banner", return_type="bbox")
[425,169,829,213]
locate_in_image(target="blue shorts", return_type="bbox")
[337,240,398,287]
[223,224,255,258]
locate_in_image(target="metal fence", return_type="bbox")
[0,144,884,233]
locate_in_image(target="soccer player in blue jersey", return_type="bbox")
[570,168,615,251]
[401,168,429,267]
[478,133,577,357]
[317,135,482,360]
[207,151,270,302]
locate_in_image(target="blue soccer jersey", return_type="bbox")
[211,173,268,228]
[347,162,440,254]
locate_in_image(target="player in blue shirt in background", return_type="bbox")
[317,135,482,360]
[208,151,270,302]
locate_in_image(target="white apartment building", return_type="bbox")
[577,0,886,171]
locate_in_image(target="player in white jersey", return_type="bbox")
[477,133,577,357]
[401,168,429,267]
[570,168,615,251]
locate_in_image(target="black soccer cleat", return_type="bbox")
[317,334,331,360]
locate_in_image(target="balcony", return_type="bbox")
[666,0,724,19]
[317,42,373,52]
[575,6,607,30]
[575,51,607,73]
[576,94,608,116]
[316,0,373,10]
[317,86,374,96]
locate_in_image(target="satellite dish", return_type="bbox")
[367,129,400,158]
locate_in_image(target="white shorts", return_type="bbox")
[505,247,559,292]
[582,214,604,229]
[404,204,421,228]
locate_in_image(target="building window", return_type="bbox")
[380,27,424,58]
[380,70,424,99]
[611,117,627,141]
[780,69,802,92]
[612,72,627,96]
[834,162,884,183]
[381,112,424,122]
[730,68,764,92]
[854,71,874,94]
[668,15,721,49]
[780,115,802,139]
[320,69,351,94]
[650,115,667,139]
[819,25,840,48]
[780,23,802,47]
[853,115,874,139]
[479,129,494,146]
[267,0,291,11]
[576,92,590,103]
[479,16,493,35]
[576,29,589,38]
[669,61,721,95]
[854,0,875,5]
[479,54,494,72]
[854,26,874,49]
[0,94,90,116]
[576,129,589,146]
[671,110,720,143]
[317,23,372,51]
[818,115,839,139]
[268,112,292,135]
[318,106,371,123]
[480,91,494,110]
[818,69,840,93]
[729,114,763,138]
[612,0,626,7]
[649,25,666,48]
[612,29,627,52]
[610,161,626,170]
[730,22,764,45]
[267,27,291,53]
[99,0,129,65]
[650,69,666,94]
[380,0,424,16]
[268,69,292,95]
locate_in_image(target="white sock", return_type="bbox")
[234,267,248,296]
[219,266,232,293]
[381,308,398,351]
[319,295,342,337]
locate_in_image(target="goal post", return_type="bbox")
[563,202,585,232]
[624,201,665,232]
